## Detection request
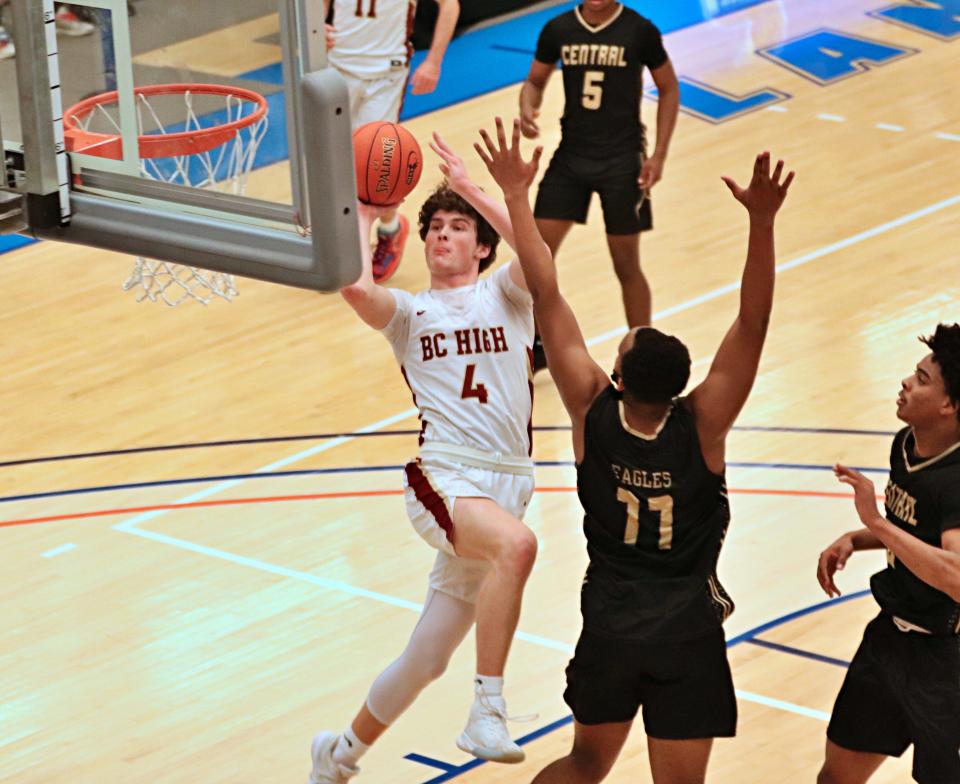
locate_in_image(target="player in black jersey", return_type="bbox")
[816,324,960,784]
[474,118,793,783]
[519,0,679,340]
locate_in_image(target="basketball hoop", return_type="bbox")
[64,84,269,306]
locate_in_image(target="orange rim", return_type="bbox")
[63,83,268,160]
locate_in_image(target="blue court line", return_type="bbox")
[744,638,851,668]
[406,592,870,781]
[0,461,888,504]
[727,589,871,645]
[0,425,896,470]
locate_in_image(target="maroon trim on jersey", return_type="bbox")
[526,346,535,457]
[405,460,455,544]
[405,1,416,67]
[400,365,426,446]
[395,1,416,119]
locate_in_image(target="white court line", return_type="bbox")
[817,113,846,123]
[42,543,76,558]
[935,132,960,142]
[736,690,830,722]
[586,192,960,347]
[875,123,904,132]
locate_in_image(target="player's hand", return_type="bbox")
[474,117,543,199]
[834,464,884,530]
[324,23,336,51]
[411,60,440,95]
[721,152,794,222]
[519,106,540,139]
[817,533,855,597]
[429,132,471,193]
[639,152,665,190]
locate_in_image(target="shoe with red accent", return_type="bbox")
[0,28,15,60]
[372,214,409,284]
[55,8,95,36]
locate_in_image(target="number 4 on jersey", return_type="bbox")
[461,364,489,404]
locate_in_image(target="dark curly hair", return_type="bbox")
[621,327,692,404]
[418,182,500,273]
[920,323,960,421]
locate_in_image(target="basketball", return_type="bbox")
[353,121,423,207]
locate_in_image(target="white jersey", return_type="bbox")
[328,0,417,80]
[382,264,535,459]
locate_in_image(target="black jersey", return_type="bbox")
[576,387,733,642]
[534,4,668,160]
[870,428,960,634]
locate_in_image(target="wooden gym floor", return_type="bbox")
[1,0,958,781]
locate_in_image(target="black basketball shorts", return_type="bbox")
[827,614,960,784]
[563,627,737,739]
[533,148,653,236]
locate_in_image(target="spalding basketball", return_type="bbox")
[353,121,422,207]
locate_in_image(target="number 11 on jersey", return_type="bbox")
[617,487,674,549]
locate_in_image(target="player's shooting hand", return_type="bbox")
[519,107,540,139]
[474,117,543,199]
[411,60,440,95]
[639,152,664,190]
[721,152,794,222]
[429,132,471,193]
[817,533,855,598]
[834,464,884,530]
[324,23,336,51]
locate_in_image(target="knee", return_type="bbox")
[498,528,538,579]
[816,766,838,784]
[611,257,643,283]
[415,652,451,683]
[570,747,614,782]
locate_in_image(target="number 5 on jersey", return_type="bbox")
[582,70,604,110]
[461,364,488,404]
[617,487,674,549]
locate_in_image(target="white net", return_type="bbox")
[72,87,269,306]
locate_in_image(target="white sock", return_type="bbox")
[377,217,400,235]
[474,674,504,697]
[332,727,369,768]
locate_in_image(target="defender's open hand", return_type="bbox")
[721,152,794,221]
[474,117,543,199]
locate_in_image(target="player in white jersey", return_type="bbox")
[307,133,539,784]
[324,0,461,284]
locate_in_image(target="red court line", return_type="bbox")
[0,486,873,529]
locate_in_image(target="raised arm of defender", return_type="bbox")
[475,117,610,423]
[687,152,794,473]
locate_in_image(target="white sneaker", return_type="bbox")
[456,692,525,764]
[55,8,95,36]
[308,732,359,784]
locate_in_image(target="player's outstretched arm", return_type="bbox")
[476,117,608,418]
[430,132,520,258]
[339,203,398,330]
[834,464,960,601]
[411,0,460,95]
[688,153,794,468]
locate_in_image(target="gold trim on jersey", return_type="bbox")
[707,574,735,622]
[902,428,960,473]
[618,400,671,440]
[573,2,624,34]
